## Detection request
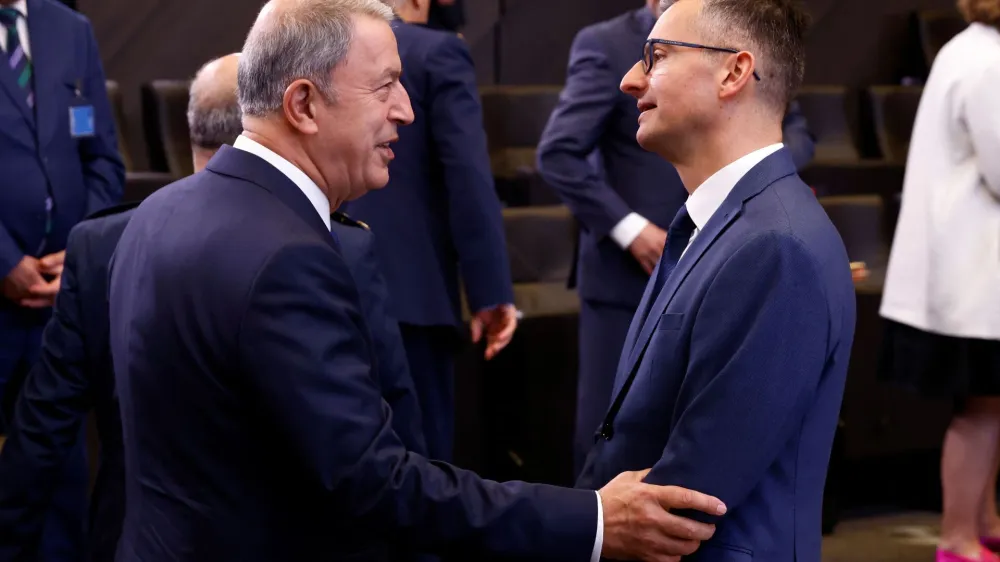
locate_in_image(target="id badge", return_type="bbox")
[69,104,95,138]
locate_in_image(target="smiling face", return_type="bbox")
[620,0,721,161]
[306,15,414,200]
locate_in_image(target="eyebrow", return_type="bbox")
[377,68,401,84]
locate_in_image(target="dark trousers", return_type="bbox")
[0,311,88,562]
[574,299,635,477]
[399,323,458,462]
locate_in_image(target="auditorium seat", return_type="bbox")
[479,85,563,206]
[818,194,890,271]
[917,10,967,68]
[868,85,923,163]
[141,80,193,178]
[795,86,859,162]
[105,80,134,172]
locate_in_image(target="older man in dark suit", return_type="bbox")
[107,0,726,560]
[537,0,816,476]
[0,51,434,562]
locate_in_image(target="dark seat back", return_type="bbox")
[795,86,859,162]
[480,86,563,206]
[869,86,923,163]
[818,194,890,269]
[917,10,966,67]
[105,80,133,172]
[141,80,193,178]
[501,205,576,285]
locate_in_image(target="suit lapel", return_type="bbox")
[607,149,799,403]
[27,0,62,146]
[206,146,338,252]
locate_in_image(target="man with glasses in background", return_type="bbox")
[537,0,815,478]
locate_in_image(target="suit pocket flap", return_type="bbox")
[656,312,684,331]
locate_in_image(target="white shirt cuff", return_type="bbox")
[609,213,650,249]
[591,491,603,562]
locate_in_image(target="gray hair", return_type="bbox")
[188,58,243,149]
[238,0,395,117]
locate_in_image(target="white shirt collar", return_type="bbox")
[232,135,331,230]
[10,0,27,16]
[685,143,783,231]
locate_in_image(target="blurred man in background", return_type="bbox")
[345,0,517,462]
[427,0,463,32]
[536,0,815,476]
[0,0,123,559]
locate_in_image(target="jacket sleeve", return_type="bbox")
[425,35,514,313]
[643,233,836,520]
[78,19,125,215]
[238,243,597,560]
[342,228,429,456]
[0,224,94,557]
[536,27,634,239]
[0,223,24,281]
[781,100,816,171]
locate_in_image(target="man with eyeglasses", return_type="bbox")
[570,0,854,560]
[538,0,814,473]
[536,0,815,478]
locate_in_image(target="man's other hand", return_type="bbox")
[599,469,725,562]
[470,303,518,360]
[18,250,66,308]
[2,256,45,302]
[628,224,667,275]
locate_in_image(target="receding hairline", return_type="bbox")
[190,54,240,109]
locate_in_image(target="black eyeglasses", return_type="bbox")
[642,38,762,81]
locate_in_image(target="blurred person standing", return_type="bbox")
[536,0,815,475]
[0,0,123,559]
[880,1,1000,560]
[344,0,517,462]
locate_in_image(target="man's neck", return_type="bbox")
[396,7,428,24]
[240,124,344,209]
[673,131,781,195]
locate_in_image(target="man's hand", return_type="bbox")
[18,250,65,308]
[599,469,726,562]
[628,224,668,275]
[1,256,45,302]
[470,303,518,360]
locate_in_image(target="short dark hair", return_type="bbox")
[697,0,810,113]
[958,0,1000,27]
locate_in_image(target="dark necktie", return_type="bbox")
[0,8,33,109]
[649,205,697,298]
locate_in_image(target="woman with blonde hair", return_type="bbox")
[881,0,1000,560]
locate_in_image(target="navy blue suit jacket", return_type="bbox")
[536,7,814,308]
[342,21,513,327]
[107,146,596,561]
[577,149,856,562]
[0,204,431,561]
[0,0,122,280]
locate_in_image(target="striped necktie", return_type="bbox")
[0,8,32,109]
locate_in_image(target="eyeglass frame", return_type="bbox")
[642,38,762,81]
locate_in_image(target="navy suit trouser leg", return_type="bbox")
[574,299,635,478]
[0,311,87,562]
[399,324,457,462]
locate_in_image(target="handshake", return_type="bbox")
[599,470,725,562]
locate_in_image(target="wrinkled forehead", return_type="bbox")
[340,16,402,82]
